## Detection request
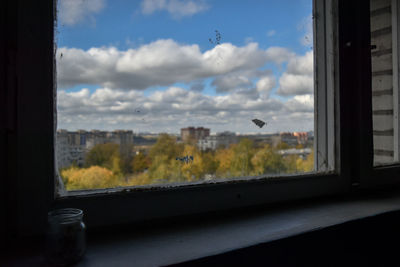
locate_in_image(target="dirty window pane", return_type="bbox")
[56,0,315,191]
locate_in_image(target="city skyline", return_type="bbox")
[57,128,314,136]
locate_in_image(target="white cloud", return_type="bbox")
[57,40,315,132]
[141,0,209,18]
[57,86,313,132]
[265,47,295,65]
[286,50,313,75]
[284,94,314,112]
[278,74,313,95]
[212,74,253,93]
[211,69,272,93]
[190,82,205,91]
[58,0,105,26]
[57,40,286,90]
[256,75,276,95]
[277,51,314,96]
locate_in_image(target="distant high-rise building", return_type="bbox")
[279,132,309,145]
[56,129,86,169]
[181,127,210,142]
[197,131,237,151]
[56,129,134,169]
[293,132,308,144]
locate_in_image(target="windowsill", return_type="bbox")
[7,188,400,266]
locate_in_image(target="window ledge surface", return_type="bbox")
[75,191,400,267]
[8,190,400,266]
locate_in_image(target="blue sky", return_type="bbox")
[58,0,312,52]
[56,0,314,134]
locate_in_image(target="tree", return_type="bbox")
[215,146,235,178]
[149,134,182,160]
[131,152,150,173]
[61,166,118,190]
[251,144,287,175]
[85,143,119,169]
[148,154,183,183]
[148,134,183,182]
[111,154,122,177]
[276,141,290,150]
[296,143,305,149]
[296,150,314,172]
[118,143,135,175]
[201,151,219,176]
[85,143,135,176]
[180,144,203,181]
[283,154,298,173]
[125,172,153,186]
[230,138,254,177]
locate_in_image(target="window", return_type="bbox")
[9,0,399,235]
[371,0,400,165]
[53,0,342,227]
[55,0,322,193]
[365,0,400,187]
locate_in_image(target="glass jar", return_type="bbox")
[45,208,86,266]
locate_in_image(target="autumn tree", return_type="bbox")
[296,143,305,149]
[251,144,287,175]
[148,134,183,182]
[230,138,254,177]
[85,143,134,176]
[180,144,204,181]
[215,146,234,177]
[283,154,299,173]
[118,143,135,175]
[296,150,314,172]
[131,152,150,173]
[85,143,119,170]
[201,150,219,176]
[275,141,290,150]
[61,166,119,190]
[149,134,182,159]
[124,172,153,187]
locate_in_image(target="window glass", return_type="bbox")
[56,0,315,191]
[370,0,400,165]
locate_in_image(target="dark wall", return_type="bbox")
[0,0,18,249]
[1,0,55,242]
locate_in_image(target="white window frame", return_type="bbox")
[314,0,338,172]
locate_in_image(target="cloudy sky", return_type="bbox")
[56,0,314,134]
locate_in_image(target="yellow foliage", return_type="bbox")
[180,145,203,181]
[147,134,185,182]
[62,137,316,190]
[61,166,119,190]
[111,155,122,177]
[215,146,235,177]
[296,150,314,172]
[124,172,155,186]
[132,152,150,173]
[230,138,254,177]
[251,144,286,175]
[284,155,298,173]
